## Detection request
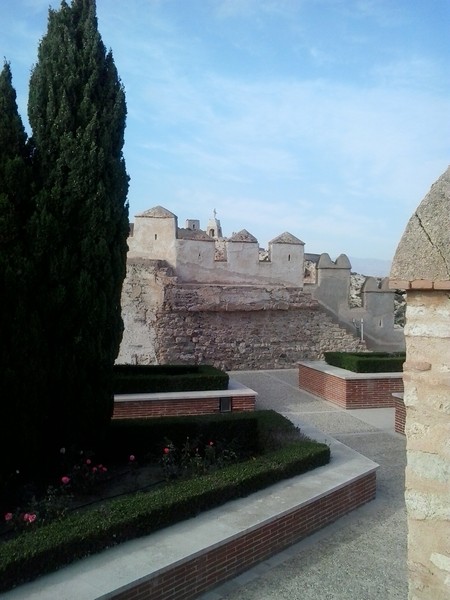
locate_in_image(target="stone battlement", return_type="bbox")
[118,206,404,367]
[127,205,305,287]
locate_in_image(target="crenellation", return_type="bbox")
[128,206,305,286]
[311,253,405,351]
[118,206,404,368]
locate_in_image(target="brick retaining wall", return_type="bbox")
[108,471,377,600]
[298,361,403,409]
[393,394,405,435]
[113,394,255,419]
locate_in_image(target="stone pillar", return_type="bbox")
[390,166,450,600]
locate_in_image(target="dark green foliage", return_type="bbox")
[103,412,261,460]
[27,0,129,452]
[324,351,405,373]
[113,364,230,393]
[0,63,45,480]
[102,410,295,462]
[0,424,330,591]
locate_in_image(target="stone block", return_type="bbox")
[405,489,450,520]
[407,451,450,483]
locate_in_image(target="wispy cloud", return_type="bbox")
[1,0,449,261]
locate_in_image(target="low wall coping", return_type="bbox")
[114,378,257,403]
[1,424,378,600]
[298,360,403,381]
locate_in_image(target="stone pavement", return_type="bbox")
[198,368,407,600]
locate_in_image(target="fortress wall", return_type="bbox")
[127,208,304,286]
[313,254,405,351]
[117,262,364,369]
[226,240,260,275]
[153,306,364,370]
[173,242,302,286]
[127,214,178,264]
[116,260,175,365]
[174,238,216,282]
[269,241,304,282]
[172,244,303,286]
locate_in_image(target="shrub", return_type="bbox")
[324,351,405,373]
[0,412,329,592]
[113,364,229,393]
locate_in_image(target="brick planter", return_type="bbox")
[393,393,405,434]
[298,360,403,409]
[19,433,376,600]
[113,379,256,419]
[110,471,376,600]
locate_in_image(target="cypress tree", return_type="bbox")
[0,62,43,481]
[28,0,129,454]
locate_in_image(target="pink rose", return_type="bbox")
[4,512,13,522]
[163,447,170,454]
[23,513,36,523]
[61,476,70,485]
[86,459,92,465]
[101,466,107,473]
[92,466,98,473]
[129,454,135,462]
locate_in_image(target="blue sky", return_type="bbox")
[2,0,450,263]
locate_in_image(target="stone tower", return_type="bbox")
[206,209,223,239]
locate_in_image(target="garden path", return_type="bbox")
[199,368,407,600]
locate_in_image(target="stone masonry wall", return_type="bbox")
[154,306,364,370]
[116,260,175,365]
[402,291,450,600]
[118,261,365,370]
[390,166,450,600]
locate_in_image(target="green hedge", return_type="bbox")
[324,351,405,373]
[103,412,262,459]
[105,409,300,458]
[0,439,330,592]
[113,364,229,393]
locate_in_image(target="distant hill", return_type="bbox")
[348,257,392,277]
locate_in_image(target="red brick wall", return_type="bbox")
[110,471,376,600]
[112,395,256,419]
[298,364,403,409]
[394,397,406,434]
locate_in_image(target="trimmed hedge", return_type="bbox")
[324,351,405,373]
[102,411,289,459]
[113,364,229,393]
[0,414,329,592]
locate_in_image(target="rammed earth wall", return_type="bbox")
[117,261,365,370]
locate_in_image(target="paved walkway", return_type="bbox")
[198,369,407,600]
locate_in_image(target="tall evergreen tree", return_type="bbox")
[0,62,43,481]
[28,0,129,453]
